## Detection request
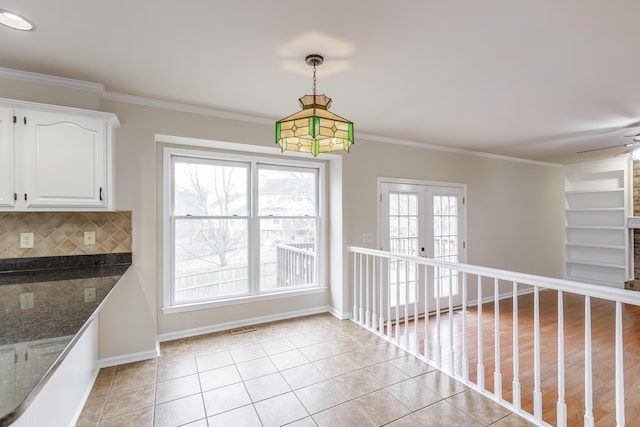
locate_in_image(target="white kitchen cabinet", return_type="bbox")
[0,98,119,211]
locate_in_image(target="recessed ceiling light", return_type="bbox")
[0,9,35,31]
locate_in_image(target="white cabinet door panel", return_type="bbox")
[21,110,106,208]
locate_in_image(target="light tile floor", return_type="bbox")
[76,313,533,427]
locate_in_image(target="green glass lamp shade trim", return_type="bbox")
[313,117,321,137]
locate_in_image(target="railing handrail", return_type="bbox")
[275,243,315,256]
[347,245,640,306]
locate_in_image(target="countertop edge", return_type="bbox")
[0,263,131,427]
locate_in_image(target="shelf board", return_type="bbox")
[565,275,623,287]
[565,226,625,231]
[565,207,624,212]
[565,259,626,269]
[565,188,624,195]
[565,242,625,250]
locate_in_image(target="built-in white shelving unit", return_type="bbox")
[564,158,632,287]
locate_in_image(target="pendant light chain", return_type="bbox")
[312,63,317,96]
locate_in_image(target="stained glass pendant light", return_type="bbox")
[276,54,354,157]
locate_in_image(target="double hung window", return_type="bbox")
[164,148,323,309]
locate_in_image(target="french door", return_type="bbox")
[379,180,466,316]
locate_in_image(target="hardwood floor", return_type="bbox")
[388,289,640,426]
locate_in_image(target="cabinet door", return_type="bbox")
[0,108,15,208]
[0,346,17,416]
[20,109,107,208]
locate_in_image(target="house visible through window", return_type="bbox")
[165,148,323,309]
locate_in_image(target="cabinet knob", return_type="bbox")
[99,187,103,201]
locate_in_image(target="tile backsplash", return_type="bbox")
[0,211,131,259]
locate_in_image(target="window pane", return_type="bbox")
[258,166,317,216]
[174,218,248,301]
[259,218,316,291]
[174,160,248,216]
[399,194,408,215]
[389,194,398,215]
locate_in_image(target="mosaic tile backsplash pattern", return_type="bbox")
[0,212,132,259]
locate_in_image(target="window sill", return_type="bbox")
[162,286,327,314]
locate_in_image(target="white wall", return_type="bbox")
[0,73,565,361]
[340,140,564,303]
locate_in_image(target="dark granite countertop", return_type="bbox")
[0,253,132,426]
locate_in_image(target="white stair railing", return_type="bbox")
[348,245,640,427]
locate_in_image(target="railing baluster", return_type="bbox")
[584,295,594,427]
[379,257,384,333]
[435,267,442,369]
[462,272,468,382]
[615,301,625,427]
[372,255,377,332]
[395,259,400,344]
[404,260,409,349]
[414,261,419,354]
[366,254,370,328]
[494,278,502,400]
[477,275,484,391]
[512,282,521,412]
[448,273,454,375]
[387,258,392,340]
[534,286,542,424]
[359,253,364,324]
[557,290,566,427]
[424,265,430,363]
[353,252,357,322]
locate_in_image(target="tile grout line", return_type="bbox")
[80,314,522,427]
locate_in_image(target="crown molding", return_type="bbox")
[0,66,560,167]
[0,66,104,93]
[358,132,560,167]
[101,91,273,126]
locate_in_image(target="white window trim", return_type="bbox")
[162,145,326,312]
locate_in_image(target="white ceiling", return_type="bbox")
[2,1,640,164]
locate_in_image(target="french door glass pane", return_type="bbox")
[173,160,248,216]
[259,218,317,291]
[389,192,418,306]
[174,218,248,302]
[433,195,459,297]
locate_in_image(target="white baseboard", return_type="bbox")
[98,344,160,368]
[157,305,333,343]
[328,306,352,320]
[98,305,350,366]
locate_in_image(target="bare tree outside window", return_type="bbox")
[173,160,249,301]
[175,162,247,267]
